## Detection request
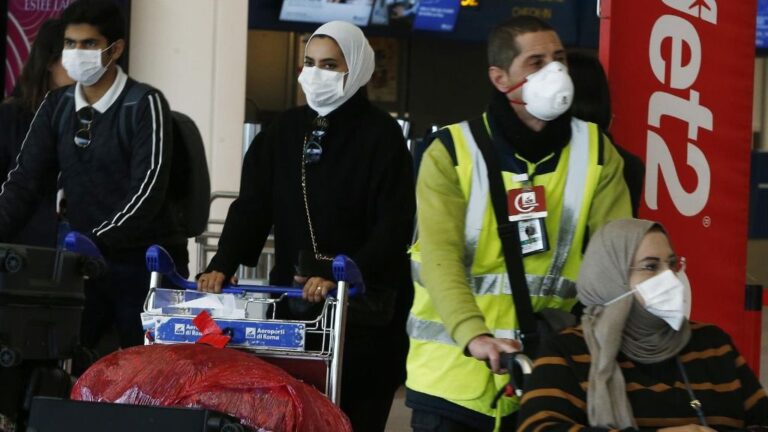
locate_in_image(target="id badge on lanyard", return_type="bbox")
[507,174,549,256]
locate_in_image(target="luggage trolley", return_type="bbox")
[140,245,364,405]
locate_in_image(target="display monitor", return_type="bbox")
[758,0,768,51]
[413,0,460,32]
[279,0,374,27]
[371,0,417,27]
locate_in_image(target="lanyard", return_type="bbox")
[676,356,708,427]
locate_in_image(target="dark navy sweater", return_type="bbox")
[0,79,186,256]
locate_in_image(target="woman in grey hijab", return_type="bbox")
[517,219,767,432]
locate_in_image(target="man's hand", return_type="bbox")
[197,271,237,293]
[294,275,336,303]
[467,335,521,374]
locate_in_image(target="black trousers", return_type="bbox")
[80,249,189,350]
[339,330,407,432]
[278,292,408,432]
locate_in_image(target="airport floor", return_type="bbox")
[384,308,768,431]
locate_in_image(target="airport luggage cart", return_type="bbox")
[140,245,363,405]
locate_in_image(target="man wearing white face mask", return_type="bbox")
[406,16,632,431]
[0,0,187,356]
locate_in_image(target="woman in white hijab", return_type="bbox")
[199,21,415,432]
[517,219,767,431]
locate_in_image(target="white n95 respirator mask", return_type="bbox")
[508,61,574,121]
[633,270,692,331]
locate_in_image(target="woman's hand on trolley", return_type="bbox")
[197,271,238,293]
[294,275,336,303]
[467,335,522,374]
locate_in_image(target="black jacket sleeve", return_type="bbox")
[206,124,275,277]
[349,117,415,285]
[90,91,173,247]
[0,93,59,241]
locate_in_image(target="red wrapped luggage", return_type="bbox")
[71,344,351,432]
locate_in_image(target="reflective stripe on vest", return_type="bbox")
[407,275,576,346]
[410,265,576,299]
[459,121,488,268]
[534,119,589,294]
[407,312,521,345]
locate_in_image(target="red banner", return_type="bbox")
[4,0,74,97]
[599,0,758,370]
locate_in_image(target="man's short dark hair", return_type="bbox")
[61,0,126,44]
[488,15,555,70]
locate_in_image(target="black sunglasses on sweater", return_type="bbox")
[303,116,329,165]
[74,106,94,149]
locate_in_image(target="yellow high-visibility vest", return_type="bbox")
[407,116,606,419]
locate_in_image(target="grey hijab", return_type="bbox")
[577,219,691,429]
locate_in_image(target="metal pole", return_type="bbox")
[150,271,162,289]
[329,280,349,405]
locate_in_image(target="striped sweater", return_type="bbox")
[517,323,767,431]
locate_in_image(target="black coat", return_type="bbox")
[208,89,415,338]
[208,91,416,406]
[0,100,57,247]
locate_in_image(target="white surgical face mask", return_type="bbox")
[604,270,692,331]
[508,61,574,121]
[297,66,347,116]
[62,44,114,87]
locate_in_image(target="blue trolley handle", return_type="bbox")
[145,245,365,298]
[63,232,107,279]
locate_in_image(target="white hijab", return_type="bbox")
[303,21,375,116]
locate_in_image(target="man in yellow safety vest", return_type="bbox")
[406,15,633,431]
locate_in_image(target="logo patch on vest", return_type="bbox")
[507,185,547,221]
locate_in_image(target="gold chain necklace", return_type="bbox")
[300,127,333,263]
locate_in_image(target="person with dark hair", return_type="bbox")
[196,21,414,432]
[518,219,767,431]
[567,51,645,216]
[405,16,632,431]
[0,18,74,432]
[0,18,73,247]
[0,0,188,354]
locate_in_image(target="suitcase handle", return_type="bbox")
[145,245,365,298]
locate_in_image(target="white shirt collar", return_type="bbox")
[74,65,128,113]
